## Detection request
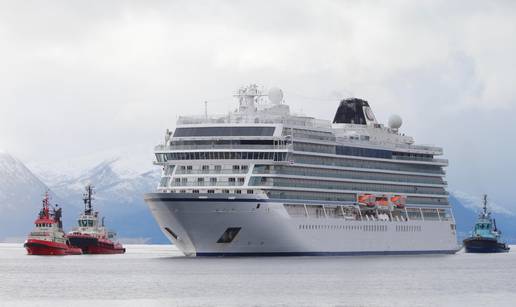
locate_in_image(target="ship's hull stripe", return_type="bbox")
[196,250,458,257]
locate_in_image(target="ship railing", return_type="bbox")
[176,114,332,129]
[155,144,290,151]
[392,156,448,163]
[170,182,246,187]
[252,169,446,185]
[252,182,449,196]
[176,115,228,125]
[285,204,453,222]
[393,143,444,154]
[175,169,249,175]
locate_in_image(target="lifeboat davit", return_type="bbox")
[24,192,82,256]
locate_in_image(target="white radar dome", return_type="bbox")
[388,114,403,129]
[268,87,284,104]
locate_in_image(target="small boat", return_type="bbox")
[463,195,510,253]
[357,193,376,207]
[67,185,126,254]
[24,192,82,256]
[390,195,406,209]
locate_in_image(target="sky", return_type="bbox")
[0,0,515,209]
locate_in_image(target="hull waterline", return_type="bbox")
[24,239,80,256]
[68,234,126,254]
[463,237,510,253]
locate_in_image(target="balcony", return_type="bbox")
[175,169,248,175]
[155,144,290,151]
[170,181,245,187]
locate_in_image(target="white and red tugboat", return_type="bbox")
[67,185,126,254]
[24,192,82,256]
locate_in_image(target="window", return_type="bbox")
[216,227,242,243]
[202,165,210,172]
[222,189,230,194]
[241,165,249,171]
[235,190,242,194]
[238,177,245,183]
[164,152,287,161]
[228,178,236,185]
[174,126,275,137]
[159,177,170,187]
[210,177,217,184]
[214,165,222,172]
[197,178,204,182]
[207,190,215,194]
[233,165,240,172]
[164,227,178,240]
[192,189,199,193]
[247,190,254,194]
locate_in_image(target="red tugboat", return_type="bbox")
[24,192,82,255]
[67,185,125,254]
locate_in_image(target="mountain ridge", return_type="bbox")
[0,152,62,240]
[2,151,516,244]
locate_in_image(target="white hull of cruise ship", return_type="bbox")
[145,193,459,256]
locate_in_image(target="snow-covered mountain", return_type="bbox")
[46,157,159,206]
[4,147,516,244]
[0,152,58,241]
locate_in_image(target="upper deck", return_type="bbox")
[156,85,445,165]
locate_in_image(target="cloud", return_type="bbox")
[0,0,515,207]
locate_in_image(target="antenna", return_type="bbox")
[234,84,265,112]
[41,190,50,218]
[483,194,488,216]
[204,101,208,120]
[83,185,94,215]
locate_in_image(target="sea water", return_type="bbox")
[0,243,515,307]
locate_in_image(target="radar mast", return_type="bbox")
[234,84,265,112]
[83,185,94,215]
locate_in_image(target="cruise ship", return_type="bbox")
[144,84,459,256]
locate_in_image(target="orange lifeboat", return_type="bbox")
[390,195,406,209]
[357,194,376,207]
[375,195,390,207]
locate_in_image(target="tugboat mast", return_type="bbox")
[83,185,94,215]
[40,191,51,219]
[482,194,488,217]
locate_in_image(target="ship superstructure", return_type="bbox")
[144,84,459,256]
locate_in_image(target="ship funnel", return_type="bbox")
[333,98,376,125]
